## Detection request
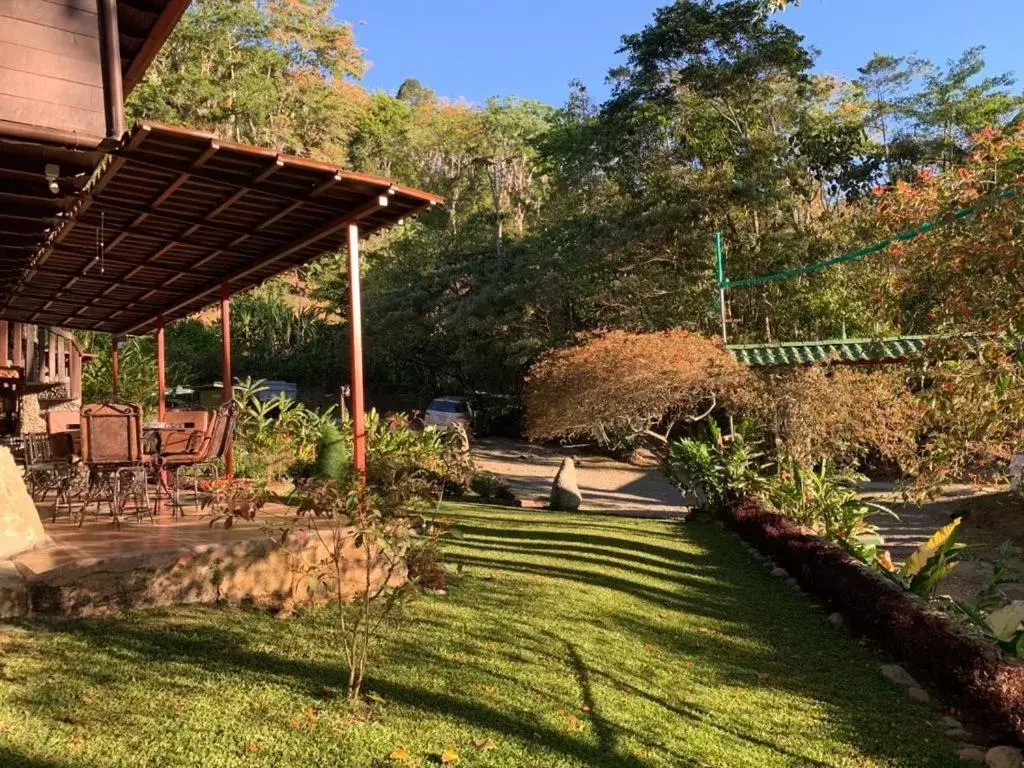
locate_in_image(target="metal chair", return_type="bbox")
[79,402,153,527]
[23,432,78,520]
[161,400,239,516]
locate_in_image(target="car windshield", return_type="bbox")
[429,399,468,414]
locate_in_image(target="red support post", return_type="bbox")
[220,283,234,478]
[347,224,366,477]
[155,317,166,420]
[111,335,120,396]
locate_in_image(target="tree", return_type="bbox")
[128,0,366,159]
[526,330,748,447]
[396,78,436,106]
[855,53,927,180]
[911,47,1023,170]
[477,98,553,252]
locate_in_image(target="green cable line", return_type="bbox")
[720,187,1018,291]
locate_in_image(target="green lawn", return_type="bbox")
[0,504,961,768]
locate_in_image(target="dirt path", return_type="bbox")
[471,437,689,518]
[861,482,1024,602]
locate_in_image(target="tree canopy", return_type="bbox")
[118,0,1024,482]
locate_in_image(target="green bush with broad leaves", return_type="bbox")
[667,420,764,513]
[232,377,337,482]
[878,517,967,598]
[763,460,895,566]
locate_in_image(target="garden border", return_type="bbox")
[725,497,1024,744]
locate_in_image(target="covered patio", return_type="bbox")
[0,120,441,616]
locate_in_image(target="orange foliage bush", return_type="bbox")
[525,330,748,446]
[748,366,923,469]
[866,126,1024,334]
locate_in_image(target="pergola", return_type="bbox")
[0,121,443,474]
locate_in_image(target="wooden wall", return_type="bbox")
[0,321,83,399]
[0,0,106,140]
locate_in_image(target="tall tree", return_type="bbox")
[128,0,365,159]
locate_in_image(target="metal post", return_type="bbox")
[347,224,366,477]
[155,317,166,420]
[715,232,728,345]
[111,335,120,396]
[220,283,233,479]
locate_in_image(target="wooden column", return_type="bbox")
[347,224,366,477]
[155,318,166,420]
[111,335,120,396]
[10,323,22,369]
[220,283,233,478]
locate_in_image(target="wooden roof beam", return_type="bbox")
[118,193,390,334]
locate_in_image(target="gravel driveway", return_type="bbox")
[471,437,689,518]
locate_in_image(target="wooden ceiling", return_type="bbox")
[0,0,194,318]
[0,122,442,335]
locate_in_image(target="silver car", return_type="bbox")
[424,396,473,432]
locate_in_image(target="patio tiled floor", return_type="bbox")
[21,495,297,578]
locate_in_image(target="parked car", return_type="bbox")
[424,396,474,433]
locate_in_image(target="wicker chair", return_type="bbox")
[79,402,153,527]
[159,400,239,516]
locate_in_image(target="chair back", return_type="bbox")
[201,400,239,462]
[23,432,73,465]
[46,411,80,434]
[80,403,143,466]
[164,409,210,432]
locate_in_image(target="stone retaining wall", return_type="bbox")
[2,526,407,619]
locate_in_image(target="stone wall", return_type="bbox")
[20,394,81,435]
[8,525,407,619]
[20,394,43,434]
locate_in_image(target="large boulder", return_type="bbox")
[0,447,49,560]
[550,457,582,511]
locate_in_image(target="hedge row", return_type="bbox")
[727,497,1024,744]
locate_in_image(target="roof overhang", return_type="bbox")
[0,121,443,335]
[119,1,194,97]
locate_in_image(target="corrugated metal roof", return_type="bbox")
[727,336,930,367]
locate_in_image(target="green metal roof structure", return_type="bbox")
[727,336,930,367]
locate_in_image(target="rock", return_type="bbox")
[0,561,28,619]
[958,747,987,763]
[1010,455,1024,496]
[941,717,965,730]
[549,457,582,512]
[627,447,661,467]
[771,567,788,578]
[908,687,930,703]
[986,746,1024,768]
[0,447,50,560]
[827,612,844,629]
[880,663,920,689]
[946,728,972,741]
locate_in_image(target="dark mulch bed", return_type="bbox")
[726,497,1024,745]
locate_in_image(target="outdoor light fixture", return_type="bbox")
[45,164,60,194]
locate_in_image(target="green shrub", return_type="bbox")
[315,422,350,481]
[761,460,895,565]
[667,420,763,512]
[470,470,515,501]
[882,517,967,598]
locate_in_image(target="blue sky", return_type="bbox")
[339,0,1023,107]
